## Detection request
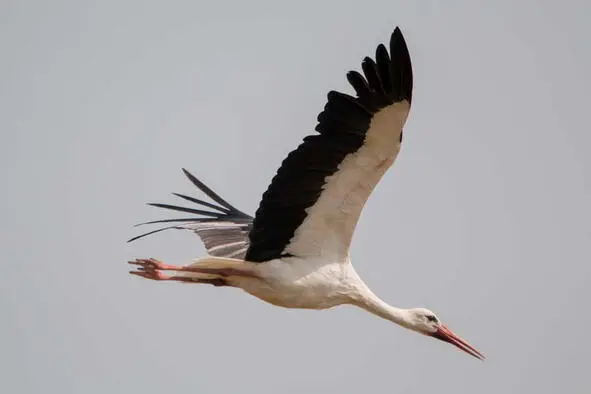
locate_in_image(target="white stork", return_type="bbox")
[129,27,484,360]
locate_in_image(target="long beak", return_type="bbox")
[431,325,485,360]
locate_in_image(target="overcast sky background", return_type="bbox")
[1,1,590,393]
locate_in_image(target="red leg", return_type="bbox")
[128,258,257,278]
[129,268,173,281]
[129,269,229,286]
[128,258,180,271]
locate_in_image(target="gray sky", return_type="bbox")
[1,1,590,393]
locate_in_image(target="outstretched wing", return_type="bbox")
[128,169,253,259]
[244,27,413,262]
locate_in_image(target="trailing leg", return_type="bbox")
[128,257,258,278]
[129,268,230,286]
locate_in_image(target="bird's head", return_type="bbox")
[406,308,484,360]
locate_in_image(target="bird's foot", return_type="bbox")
[128,259,230,286]
[128,258,183,281]
[128,258,180,271]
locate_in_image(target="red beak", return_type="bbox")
[431,325,485,360]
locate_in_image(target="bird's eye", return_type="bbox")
[426,315,438,323]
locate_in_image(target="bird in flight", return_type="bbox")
[129,26,484,360]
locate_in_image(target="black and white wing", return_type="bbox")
[129,27,413,263]
[244,27,413,262]
[128,169,253,259]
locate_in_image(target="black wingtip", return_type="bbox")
[392,26,404,40]
[134,217,208,227]
[146,202,226,218]
[180,168,238,211]
[343,25,413,108]
[172,192,231,213]
[376,43,388,56]
[127,226,179,243]
[389,25,413,104]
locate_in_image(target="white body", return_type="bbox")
[223,257,362,309]
[180,253,425,337]
[182,255,409,328]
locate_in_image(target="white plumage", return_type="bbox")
[128,27,484,360]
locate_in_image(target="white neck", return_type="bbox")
[351,283,412,329]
